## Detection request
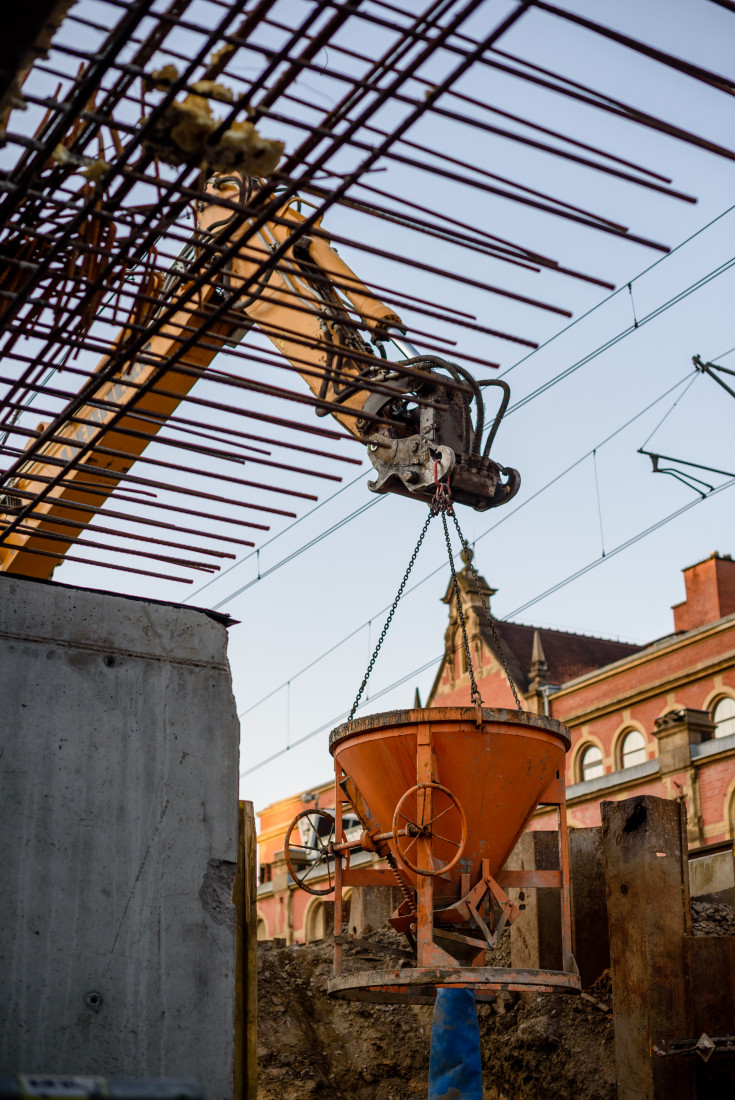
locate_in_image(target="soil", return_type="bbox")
[257,929,614,1100]
[257,898,735,1099]
[691,897,735,936]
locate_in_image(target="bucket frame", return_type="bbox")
[328,718,581,1005]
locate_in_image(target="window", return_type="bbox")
[580,744,603,782]
[713,696,735,739]
[621,729,646,769]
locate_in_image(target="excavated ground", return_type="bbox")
[257,900,735,1100]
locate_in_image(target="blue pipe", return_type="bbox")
[428,988,482,1100]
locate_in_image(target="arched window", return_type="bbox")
[621,729,646,769]
[580,744,603,782]
[256,916,268,941]
[713,696,735,739]
[305,899,327,942]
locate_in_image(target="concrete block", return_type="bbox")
[350,886,393,935]
[505,831,561,972]
[688,845,735,907]
[0,576,240,1098]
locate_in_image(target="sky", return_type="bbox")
[38,0,735,819]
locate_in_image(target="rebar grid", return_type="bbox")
[0,0,733,585]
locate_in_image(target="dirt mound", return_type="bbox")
[691,898,735,936]
[257,898,735,1099]
[257,931,614,1100]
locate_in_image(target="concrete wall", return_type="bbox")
[0,576,240,1097]
[689,845,735,905]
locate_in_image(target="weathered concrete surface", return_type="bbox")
[0,576,240,1097]
[688,844,735,906]
[505,831,561,974]
[349,886,394,937]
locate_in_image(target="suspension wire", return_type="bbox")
[639,371,700,449]
[241,475,735,777]
[501,201,735,378]
[627,282,639,329]
[592,449,606,558]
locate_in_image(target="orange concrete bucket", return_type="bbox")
[329,707,570,891]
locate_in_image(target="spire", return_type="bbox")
[529,629,549,684]
[441,545,496,608]
[414,686,422,708]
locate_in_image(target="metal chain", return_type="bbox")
[441,509,482,707]
[450,510,524,711]
[348,509,434,721]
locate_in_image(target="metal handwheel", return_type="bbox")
[392,781,467,877]
[284,808,350,896]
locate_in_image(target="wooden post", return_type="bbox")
[570,827,610,988]
[234,800,258,1100]
[601,795,693,1100]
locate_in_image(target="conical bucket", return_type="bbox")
[330,707,570,893]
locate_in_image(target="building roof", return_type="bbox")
[491,620,644,689]
[430,549,644,698]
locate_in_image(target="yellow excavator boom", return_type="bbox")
[0,173,519,578]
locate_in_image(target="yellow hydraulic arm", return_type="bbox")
[0,173,519,578]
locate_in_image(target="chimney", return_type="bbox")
[672,552,735,633]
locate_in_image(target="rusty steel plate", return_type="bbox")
[329,707,571,890]
[328,964,582,1003]
[329,707,571,750]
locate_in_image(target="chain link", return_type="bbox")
[348,509,434,721]
[450,510,524,711]
[441,509,482,707]
[347,472,522,722]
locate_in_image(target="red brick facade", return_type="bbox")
[254,551,735,941]
[427,550,735,845]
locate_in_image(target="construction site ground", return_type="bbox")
[256,899,735,1100]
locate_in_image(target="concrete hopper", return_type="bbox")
[284,706,580,1003]
[329,707,568,894]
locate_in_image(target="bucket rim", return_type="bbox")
[329,706,570,752]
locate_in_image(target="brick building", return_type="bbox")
[255,551,735,940]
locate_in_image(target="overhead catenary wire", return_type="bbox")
[185,207,735,614]
[236,369,696,719]
[500,203,735,379]
[241,474,735,776]
[506,253,735,417]
[2,0,734,587]
[183,468,373,602]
